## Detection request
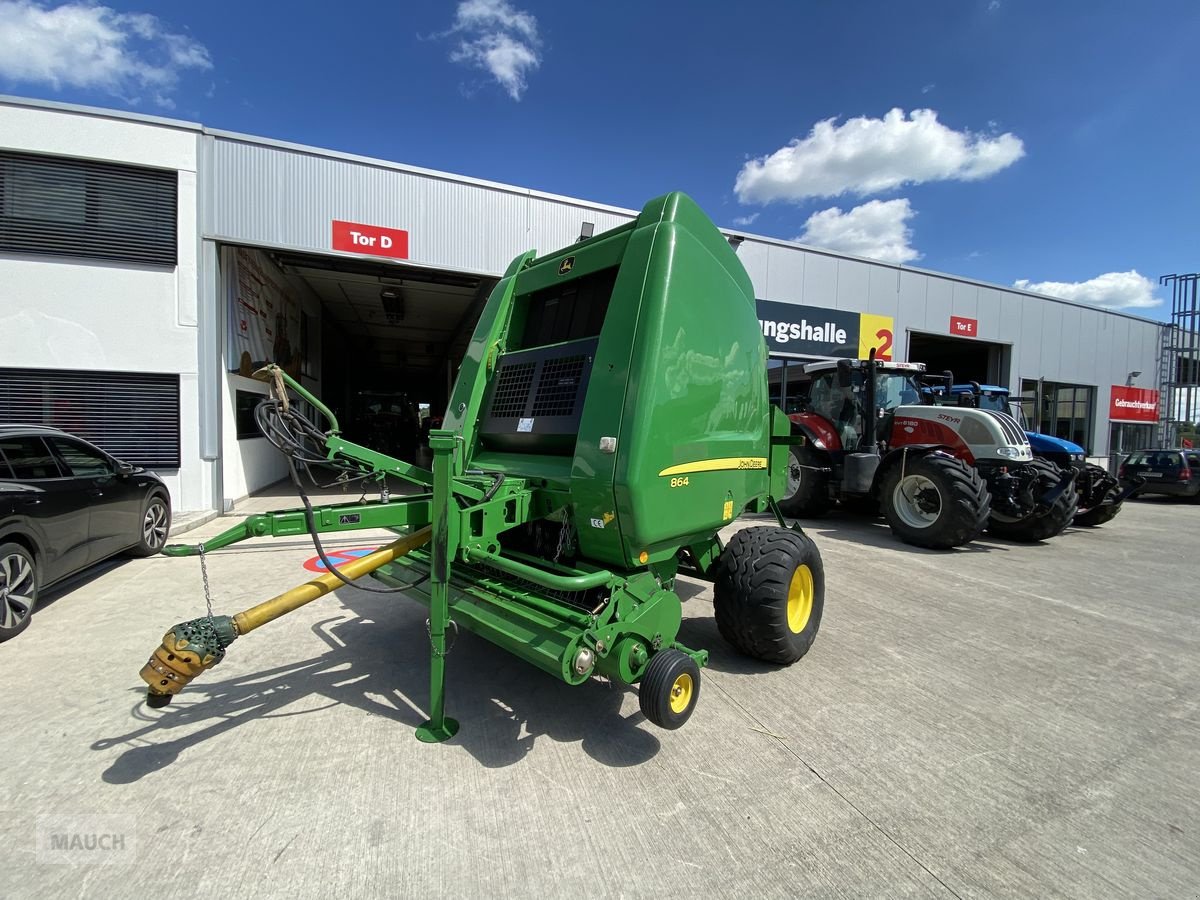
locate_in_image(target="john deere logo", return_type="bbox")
[558,256,574,275]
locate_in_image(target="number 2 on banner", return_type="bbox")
[857,313,894,360]
[874,328,893,360]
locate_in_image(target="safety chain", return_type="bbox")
[197,543,216,623]
[425,617,460,658]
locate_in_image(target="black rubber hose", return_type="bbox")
[286,457,430,594]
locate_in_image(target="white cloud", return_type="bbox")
[446,0,541,100]
[734,108,1025,204]
[797,198,920,264]
[1013,271,1161,311]
[921,83,935,94]
[732,212,759,226]
[0,0,210,106]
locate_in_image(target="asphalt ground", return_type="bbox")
[1,489,1197,898]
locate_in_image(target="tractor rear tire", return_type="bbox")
[987,459,1079,542]
[713,526,824,664]
[638,649,701,730]
[1073,465,1123,527]
[778,444,832,518]
[880,453,990,549]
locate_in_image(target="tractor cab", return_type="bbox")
[801,359,937,451]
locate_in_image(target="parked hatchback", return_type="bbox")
[1119,448,1200,501]
[0,426,171,642]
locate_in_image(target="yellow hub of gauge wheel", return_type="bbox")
[669,672,694,714]
[787,564,814,634]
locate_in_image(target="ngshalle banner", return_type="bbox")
[1109,385,1159,423]
[756,300,894,360]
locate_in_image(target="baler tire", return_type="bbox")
[987,459,1079,542]
[778,444,833,518]
[638,649,700,730]
[880,454,990,550]
[712,526,824,664]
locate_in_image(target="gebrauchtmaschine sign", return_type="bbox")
[756,300,894,360]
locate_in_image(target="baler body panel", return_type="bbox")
[446,192,770,569]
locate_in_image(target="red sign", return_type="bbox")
[1109,385,1159,423]
[331,220,409,259]
[1183,438,1194,449]
[950,316,978,337]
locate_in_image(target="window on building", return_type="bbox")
[0,150,178,266]
[235,391,265,439]
[0,368,180,468]
[1020,379,1095,452]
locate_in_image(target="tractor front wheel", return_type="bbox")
[639,649,701,730]
[778,444,833,518]
[1073,464,1122,527]
[880,454,990,549]
[713,526,824,664]
[988,459,1078,542]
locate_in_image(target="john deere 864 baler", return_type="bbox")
[139,193,825,740]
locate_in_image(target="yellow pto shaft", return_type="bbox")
[234,526,431,634]
[140,527,431,706]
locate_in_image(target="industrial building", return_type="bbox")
[0,95,1173,518]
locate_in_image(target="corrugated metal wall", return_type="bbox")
[208,136,633,275]
[206,133,1163,455]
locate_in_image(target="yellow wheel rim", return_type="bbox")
[669,672,694,714]
[787,564,814,634]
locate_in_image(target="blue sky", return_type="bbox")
[1,0,1197,318]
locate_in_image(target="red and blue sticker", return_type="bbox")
[301,547,379,573]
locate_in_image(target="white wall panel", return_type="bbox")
[765,245,806,301]
[834,260,870,312]
[801,254,839,309]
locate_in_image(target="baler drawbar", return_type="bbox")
[139,193,826,741]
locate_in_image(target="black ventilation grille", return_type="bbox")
[531,354,587,417]
[0,368,181,468]
[489,362,536,418]
[479,338,598,453]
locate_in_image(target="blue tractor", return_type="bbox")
[943,384,1126,527]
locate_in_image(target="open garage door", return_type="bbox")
[906,331,1010,387]
[222,244,496,496]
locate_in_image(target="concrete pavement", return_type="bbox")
[1,492,1197,898]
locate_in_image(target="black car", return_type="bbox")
[0,426,172,642]
[1119,448,1200,501]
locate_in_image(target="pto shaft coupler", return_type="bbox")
[141,615,238,707]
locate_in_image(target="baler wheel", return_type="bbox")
[639,649,701,730]
[712,527,824,664]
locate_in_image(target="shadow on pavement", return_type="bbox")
[93,591,660,781]
[776,508,1043,553]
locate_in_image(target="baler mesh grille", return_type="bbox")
[490,362,536,418]
[531,355,586,417]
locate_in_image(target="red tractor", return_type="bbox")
[780,354,1077,549]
